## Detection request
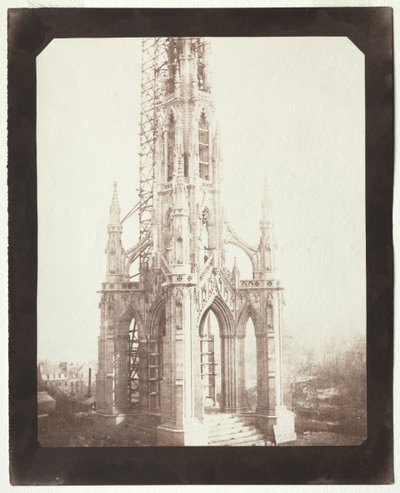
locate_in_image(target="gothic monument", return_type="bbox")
[95,37,296,446]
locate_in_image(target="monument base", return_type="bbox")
[157,419,208,446]
[256,407,297,444]
[95,411,129,428]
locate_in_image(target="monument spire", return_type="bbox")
[109,181,121,225]
[257,176,275,277]
[96,38,295,446]
[105,181,124,280]
[261,177,271,222]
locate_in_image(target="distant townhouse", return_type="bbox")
[38,360,97,396]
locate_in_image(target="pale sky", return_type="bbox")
[37,37,365,362]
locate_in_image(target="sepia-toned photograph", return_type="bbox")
[7,7,394,485]
[36,35,366,447]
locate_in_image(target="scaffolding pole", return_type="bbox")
[138,37,167,267]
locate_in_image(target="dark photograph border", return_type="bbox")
[8,7,393,485]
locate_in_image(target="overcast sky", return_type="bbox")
[37,37,365,362]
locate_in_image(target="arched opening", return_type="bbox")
[127,316,140,408]
[244,317,257,412]
[199,111,210,180]
[148,304,166,414]
[200,310,221,409]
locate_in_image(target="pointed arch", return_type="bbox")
[112,300,145,410]
[199,295,235,337]
[164,207,173,226]
[200,206,212,223]
[146,296,165,413]
[195,104,212,124]
[119,301,144,337]
[237,304,261,337]
[164,107,178,125]
[198,110,210,180]
[147,296,166,337]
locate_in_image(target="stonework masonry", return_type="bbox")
[95,37,296,446]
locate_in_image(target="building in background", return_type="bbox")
[39,360,97,397]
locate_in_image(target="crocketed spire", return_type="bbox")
[109,181,120,225]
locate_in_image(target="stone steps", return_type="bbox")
[205,412,267,446]
[208,436,266,446]
[208,424,255,439]
[209,428,266,446]
[206,418,242,429]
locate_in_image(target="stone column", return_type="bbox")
[256,332,269,415]
[157,286,207,445]
[255,290,296,443]
[95,294,129,425]
[267,329,277,413]
[235,334,246,412]
[138,337,149,413]
[95,296,107,413]
[114,331,130,414]
[220,335,236,412]
[158,289,176,428]
[95,331,114,415]
[268,291,284,414]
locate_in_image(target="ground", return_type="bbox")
[38,408,365,447]
[39,412,148,447]
[279,432,364,446]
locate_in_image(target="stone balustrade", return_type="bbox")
[239,279,280,289]
[101,282,141,291]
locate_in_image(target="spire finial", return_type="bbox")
[256,176,275,276]
[110,181,121,225]
[261,175,271,223]
[112,180,118,199]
